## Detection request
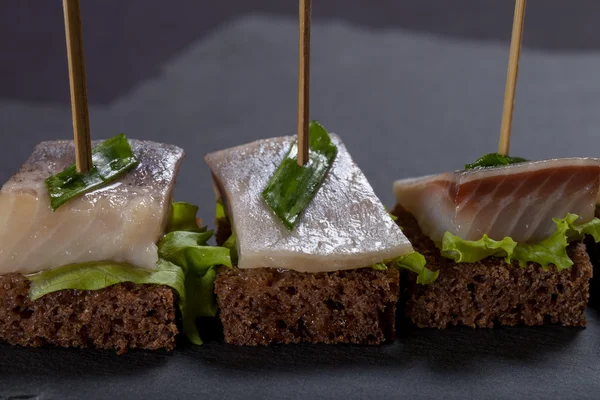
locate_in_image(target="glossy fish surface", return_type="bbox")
[0,139,184,275]
[393,158,600,244]
[205,134,413,273]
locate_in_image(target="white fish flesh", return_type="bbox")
[0,140,184,275]
[205,134,413,273]
[393,158,600,244]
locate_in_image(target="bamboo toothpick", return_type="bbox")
[63,0,92,173]
[498,0,527,156]
[297,0,311,166]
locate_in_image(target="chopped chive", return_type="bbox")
[45,134,139,210]
[262,121,337,230]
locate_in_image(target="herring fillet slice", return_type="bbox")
[0,139,184,275]
[393,158,600,245]
[205,134,413,273]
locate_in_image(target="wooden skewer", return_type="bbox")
[63,0,92,173]
[498,0,527,156]
[297,0,311,166]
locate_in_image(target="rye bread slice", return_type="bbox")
[0,274,178,353]
[214,266,399,345]
[214,218,400,345]
[392,204,592,328]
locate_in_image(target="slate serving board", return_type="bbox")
[1,311,599,399]
[1,15,600,399]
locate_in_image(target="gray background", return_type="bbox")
[1,1,600,399]
[2,0,600,219]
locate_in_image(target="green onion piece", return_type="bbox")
[262,121,337,230]
[464,153,527,170]
[45,133,139,211]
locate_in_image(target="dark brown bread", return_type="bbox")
[392,204,593,328]
[0,274,178,354]
[214,216,400,346]
[214,266,399,345]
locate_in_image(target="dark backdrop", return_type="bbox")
[1,0,599,105]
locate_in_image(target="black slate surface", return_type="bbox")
[1,311,599,399]
[2,11,600,400]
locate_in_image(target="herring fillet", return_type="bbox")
[205,134,413,273]
[0,139,184,275]
[393,158,600,244]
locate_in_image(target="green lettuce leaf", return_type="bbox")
[28,259,184,301]
[376,252,438,284]
[167,202,206,233]
[222,230,238,265]
[215,199,239,264]
[464,153,528,170]
[157,230,231,344]
[158,231,230,269]
[396,252,439,284]
[567,216,600,242]
[512,214,600,270]
[441,233,517,263]
[371,263,388,271]
[440,214,600,271]
[216,199,227,221]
